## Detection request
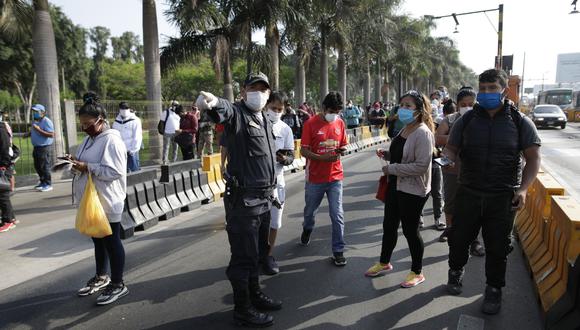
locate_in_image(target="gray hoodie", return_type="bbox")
[73,128,127,223]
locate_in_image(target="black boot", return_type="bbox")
[482,285,502,315]
[232,281,274,327]
[446,269,464,295]
[249,278,282,311]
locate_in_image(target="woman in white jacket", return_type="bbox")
[69,92,128,305]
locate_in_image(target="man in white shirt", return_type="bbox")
[160,101,182,163]
[112,102,143,172]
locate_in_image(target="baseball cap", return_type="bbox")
[244,72,270,88]
[31,104,45,112]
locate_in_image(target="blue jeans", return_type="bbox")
[303,180,345,253]
[127,152,140,172]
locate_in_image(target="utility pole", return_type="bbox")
[495,4,504,70]
[520,52,526,96]
[426,4,504,70]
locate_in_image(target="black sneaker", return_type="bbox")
[262,256,280,276]
[446,269,464,295]
[439,228,450,242]
[482,285,502,315]
[234,306,274,328]
[332,252,347,267]
[77,275,110,297]
[470,240,486,257]
[300,229,312,246]
[96,282,129,305]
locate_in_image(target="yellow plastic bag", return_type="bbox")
[75,173,112,238]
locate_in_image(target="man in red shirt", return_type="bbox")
[175,105,198,160]
[300,92,348,266]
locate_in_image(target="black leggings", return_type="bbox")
[380,185,429,274]
[92,222,125,284]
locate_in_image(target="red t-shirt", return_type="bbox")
[301,115,348,183]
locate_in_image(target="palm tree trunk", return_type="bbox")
[143,0,163,163]
[363,60,371,108]
[319,27,328,105]
[223,47,234,102]
[374,59,381,102]
[33,0,64,161]
[337,47,347,107]
[295,46,306,104]
[246,25,252,75]
[265,22,279,91]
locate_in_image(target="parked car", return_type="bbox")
[530,105,567,129]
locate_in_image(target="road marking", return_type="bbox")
[457,314,485,330]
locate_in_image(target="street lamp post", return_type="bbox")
[426,4,504,70]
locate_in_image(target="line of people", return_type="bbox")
[190,68,541,327]
[10,68,541,326]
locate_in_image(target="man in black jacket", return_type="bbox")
[196,72,281,328]
[443,69,541,315]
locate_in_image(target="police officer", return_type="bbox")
[196,72,281,328]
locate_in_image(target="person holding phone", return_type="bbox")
[299,92,348,266]
[261,92,294,275]
[70,92,129,306]
[364,90,434,289]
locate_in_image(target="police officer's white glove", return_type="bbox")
[196,91,218,111]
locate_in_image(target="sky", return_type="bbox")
[51,0,580,90]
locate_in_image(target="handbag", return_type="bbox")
[375,175,389,203]
[0,168,11,192]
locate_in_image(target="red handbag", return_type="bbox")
[375,175,389,203]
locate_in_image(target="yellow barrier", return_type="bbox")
[515,169,580,327]
[202,153,222,200]
[537,196,580,311]
[213,163,226,194]
[520,174,565,267]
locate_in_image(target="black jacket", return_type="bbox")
[208,99,277,214]
[0,123,11,168]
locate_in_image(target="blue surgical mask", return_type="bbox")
[477,92,503,110]
[398,108,416,125]
[33,112,41,120]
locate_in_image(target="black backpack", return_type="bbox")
[157,110,170,135]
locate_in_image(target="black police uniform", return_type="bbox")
[207,97,279,317]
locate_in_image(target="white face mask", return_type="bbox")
[266,109,281,123]
[459,107,473,116]
[325,113,339,122]
[245,91,269,111]
[120,109,130,118]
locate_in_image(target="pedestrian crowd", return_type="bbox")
[0,68,541,326]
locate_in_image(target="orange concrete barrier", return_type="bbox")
[202,154,222,201]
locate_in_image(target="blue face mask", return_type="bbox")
[398,107,416,125]
[33,112,41,120]
[477,92,503,110]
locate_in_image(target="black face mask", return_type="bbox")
[82,118,103,137]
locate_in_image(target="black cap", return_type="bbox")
[119,102,129,110]
[244,72,270,88]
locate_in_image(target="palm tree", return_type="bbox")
[32,0,64,160]
[143,0,163,162]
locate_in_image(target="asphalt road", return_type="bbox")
[0,147,543,330]
[536,122,580,199]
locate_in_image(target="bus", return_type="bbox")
[537,88,574,111]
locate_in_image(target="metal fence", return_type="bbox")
[10,99,198,177]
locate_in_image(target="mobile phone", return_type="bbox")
[434,157,452,167]
[57,156,74,164]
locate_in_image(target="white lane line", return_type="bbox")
[457,314,485,330]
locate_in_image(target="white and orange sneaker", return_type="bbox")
[364,262,393,277]
[401,271,425,288]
